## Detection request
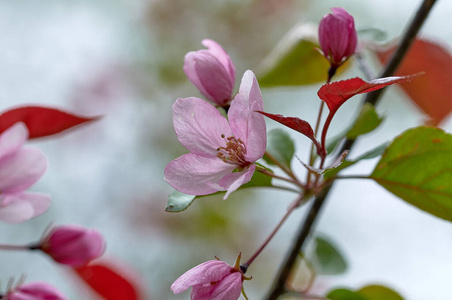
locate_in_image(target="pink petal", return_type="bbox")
[0,122,28,158]
[210,272,243,300]
[173,97,232,155]
[228,71,266,162]
[0,147,47,193]
[164,153,236,196]
[202,39,236,85]
[184,51,216,101]
[0,192,50,223]
[194,53,235,105]
[171,260,232,294]
[221,165,255,200]
[7,281,68,300]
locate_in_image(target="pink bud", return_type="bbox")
[171,260,243,300]
[319,7,357,67]
[184,39,236,106]
[38,225,105,267]
[5,281,68,300]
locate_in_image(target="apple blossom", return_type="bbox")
[37,224,105,267]
[171,260,243,300]
[164,70,266,199]
[3,281,68,300]
[0,123,50,223]
[319,7,357,68]
[184,39,236,106]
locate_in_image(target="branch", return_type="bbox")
[265,1,438,298]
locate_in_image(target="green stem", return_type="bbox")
[264,151,300,183]
[258,168,304,189]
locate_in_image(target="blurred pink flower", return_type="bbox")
[0,123,50,223]
[38,225,105,267]
[184,39,236,106]
[171,260,243,300]
[164,70,266,199]
[319,7,357,68]
[5,281,67,300]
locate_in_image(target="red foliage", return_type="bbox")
[256,111,314,140]
[317,76,414,115]
[0,106,99,139]
[74,261,143,300]
[376,38,452,126]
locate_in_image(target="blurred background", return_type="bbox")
[0,0,451,299]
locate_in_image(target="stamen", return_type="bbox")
[216,134,249,167]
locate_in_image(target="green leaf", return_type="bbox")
[328,285,403,300]
[346,103,384,139]
[312,236,347,275]
[166,190,196,212]
[370,127,452,222]
[327,289,366,300]
[263,129,295,169]
[323,142,388,180]
[166,167,274,212]
[358,285,404,300]
[257,24,350,87]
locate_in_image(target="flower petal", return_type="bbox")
[173,97,232,155]
[164,153,235,196]
[0,192,50,223]
[0,122,28,159]
[171,260,232,294]
[220,165,255,200]
[0,148,47,193]
[228,71,266,162]
[202,39,236,86]
[210,272,243,300]
[193,54,235,105]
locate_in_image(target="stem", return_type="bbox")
[258,168,304,188]
[265,1,438,298]
[264,151,299,183]
[271,185,302,194]
[318,112,334,169]
[335,175,370,180]
[242,196,303,272]
[0,244,30,251]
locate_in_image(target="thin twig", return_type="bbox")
[265,1,438,299]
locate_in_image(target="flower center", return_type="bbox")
[217,135,249,167]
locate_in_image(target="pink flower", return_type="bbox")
[319,7,357,67]
[164,70,266,199]
[4,281,68,300]
[184,39,236,106]
[38,225,105,267]
[0,123,50,223]
[171,260,243,300]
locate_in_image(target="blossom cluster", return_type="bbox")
[166,6,359,300]
[0,116,106,297]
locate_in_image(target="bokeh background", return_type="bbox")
[0,0,451,299]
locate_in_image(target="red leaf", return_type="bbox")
[0,106,99,139]
[74,260,144,300]
[375,38,452,126]
[257,110,315,140]
[257,110,323,155]
[317,76,413,115]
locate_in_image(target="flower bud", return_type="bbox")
[319,7,357,68]
[38,225,105,267]
[4,281,68,300]
[184,39,236,106]
[171,259,243,300]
